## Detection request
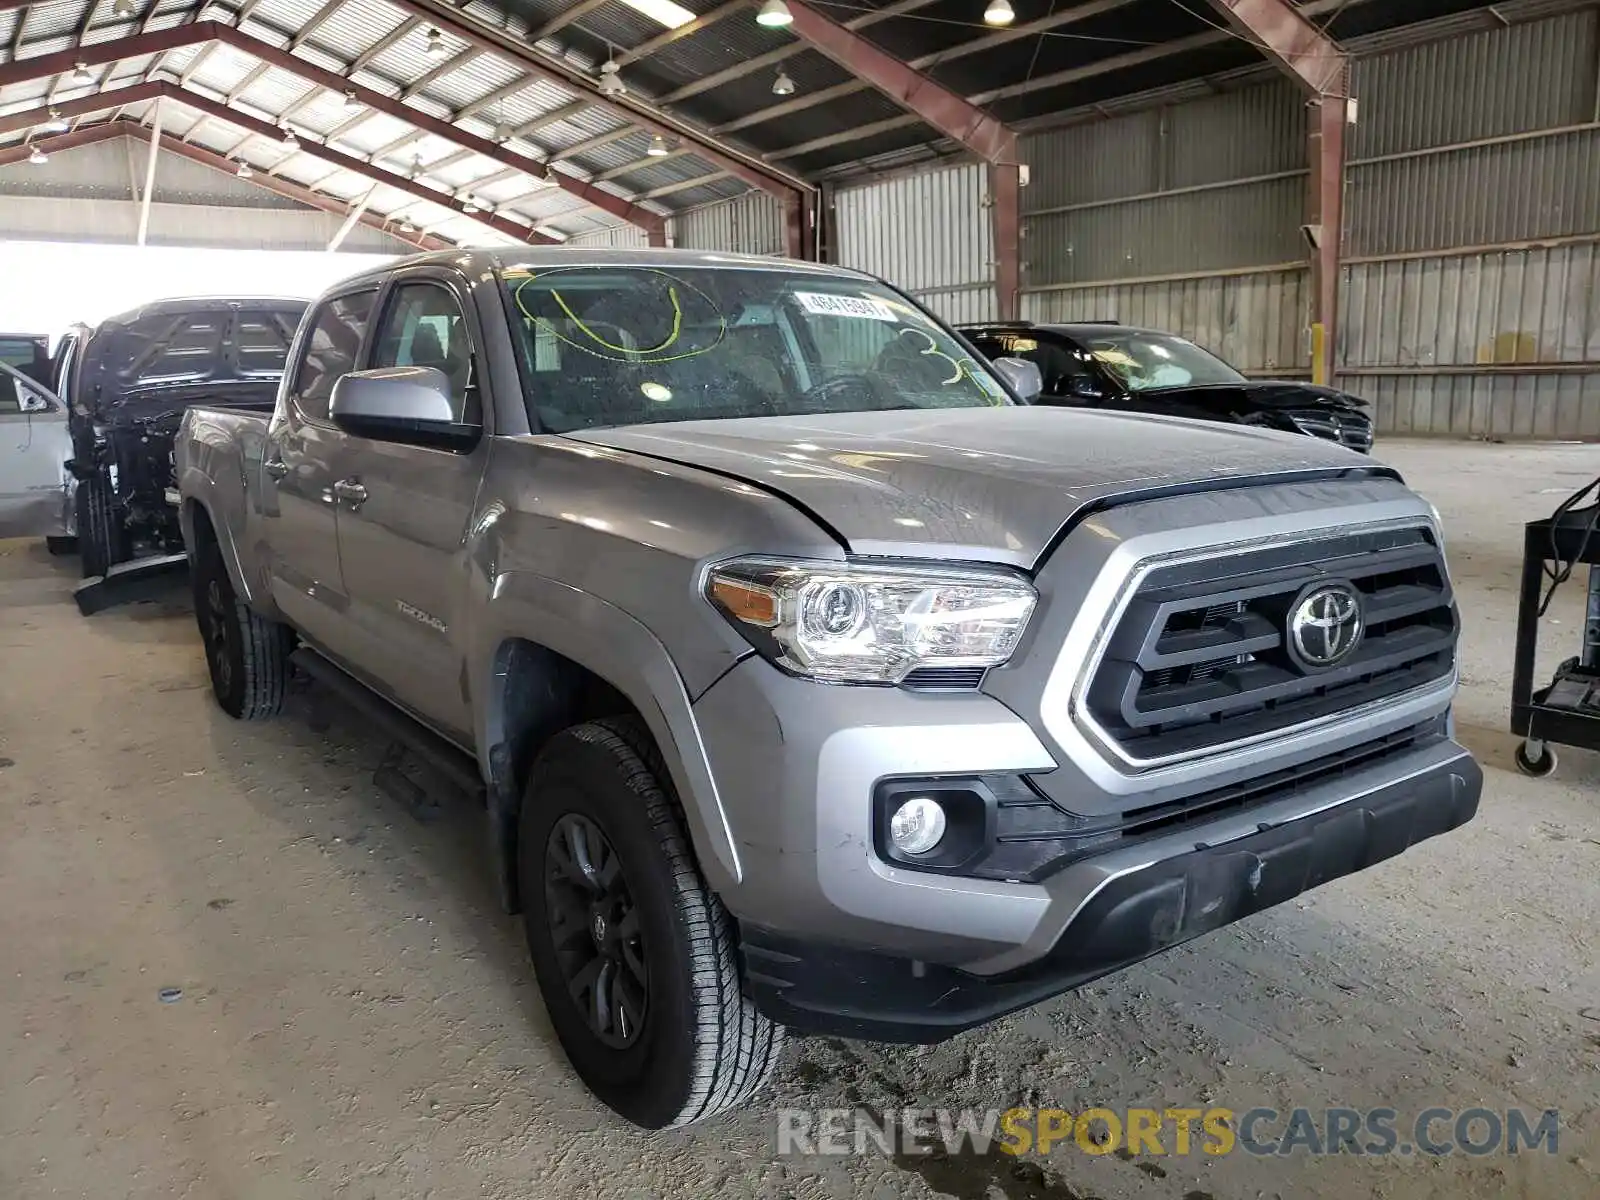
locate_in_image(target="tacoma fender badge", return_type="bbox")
[396,599,447,633]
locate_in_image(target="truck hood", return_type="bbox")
[566,407,1384,568]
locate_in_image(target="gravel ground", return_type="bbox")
[1,439,1596,1200]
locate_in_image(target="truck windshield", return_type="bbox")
[1077,331,1246,392]
[500,265,1010,432]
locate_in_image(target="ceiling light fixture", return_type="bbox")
[493,121,513,142]
[462,196,479,214]
[983,0,1015,26]
[235,159,253,178]
[617,0,694,30]
[28,143,48,165]
[772,69,795,96]
[113,0,136,16]
[343,89,361,110]
[755,0,793,27]
[597,57,626,97]
[425,27,447,57]
[399,218,416,233]
[646,133,670,157]
[281,126,299,148]
[72,62,91,82]
[41,107,70,133]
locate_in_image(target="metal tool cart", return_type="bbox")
[1510,476,1600,777]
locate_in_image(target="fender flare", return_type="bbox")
[177,468,273,616]
[472,570,742,893]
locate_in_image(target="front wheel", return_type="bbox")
[519,718,782,1128]
[77,474,121,579]
[193,541,294,719]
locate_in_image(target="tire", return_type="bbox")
[519,717,782,1128]
[77,474,119,580]
[193,540,294,720]
[1514,740,1557,778]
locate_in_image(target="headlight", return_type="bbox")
[704,556,1037,684]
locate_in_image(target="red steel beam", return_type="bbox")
[0,118,447,250]
[130,124,450,251]
[0,81,165,138]
[1207,0,1347,96]
[782,0,1018,166]
[385,0,811,230]
[0,21,661,238]
[780,0,1019,291]
[1206,0,1348,385]
[149,82,557,244]
[0,122,125,167]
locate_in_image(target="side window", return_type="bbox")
[291,290,376,421]
[371,283,478,424]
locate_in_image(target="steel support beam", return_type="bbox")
[385,0,812,223]
[717,0,1137,135]
[1206,0,1348,384]
[783,1,1017,164]
[150,82,559,244]
[136,96,163,246]
[782,0,1019,294]
[0,21,664,238]
[0,122,124,168]
[0,82,164,139]
[328,180,381,250]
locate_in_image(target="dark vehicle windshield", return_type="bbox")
[1076,330,1245,392]
[500,265,1009,432]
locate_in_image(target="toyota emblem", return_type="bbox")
[1288,582,1364,670]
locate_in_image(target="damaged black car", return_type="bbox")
[961,321,1373,452]
[62,296,308,578]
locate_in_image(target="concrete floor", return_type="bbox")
[1,440,1597,1200]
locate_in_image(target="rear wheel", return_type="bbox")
[519,718,782,1128]
[193,541,293,719]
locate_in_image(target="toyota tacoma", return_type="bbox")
[175,250,1479,1129]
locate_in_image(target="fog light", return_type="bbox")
[889,797,946,856]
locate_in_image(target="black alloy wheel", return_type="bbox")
[544,813,648,1049]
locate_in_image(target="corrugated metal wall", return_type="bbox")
[560,223,650,249]
[1023,268,1310,374]
[1022,81,1308,285]
[1340,241,1600,436]
[1338,7,1600,433]
[671,191,785,256]
[833,161,996,323]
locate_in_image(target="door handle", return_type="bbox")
[263,457,288,481]
[333,478,368,509]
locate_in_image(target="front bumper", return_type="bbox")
[739,741,1480,1042]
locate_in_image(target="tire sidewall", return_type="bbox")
[519,732,701,1128]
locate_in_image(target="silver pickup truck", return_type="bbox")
[176,249,1481,1129]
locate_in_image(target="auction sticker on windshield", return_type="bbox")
[795,292,898,322]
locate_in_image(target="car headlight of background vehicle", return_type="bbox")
[704,556,1037,684]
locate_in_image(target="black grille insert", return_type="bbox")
[1085,526,1455,760]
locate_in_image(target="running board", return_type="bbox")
[289,647,486,803]
[74,552,189,615]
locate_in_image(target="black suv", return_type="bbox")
[962,321,1372,452]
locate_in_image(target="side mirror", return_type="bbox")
[329,366,478,451]
[992,356,1043,403]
